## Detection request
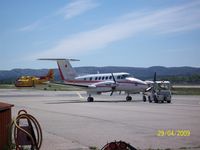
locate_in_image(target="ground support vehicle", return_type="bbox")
[143,81,172,103]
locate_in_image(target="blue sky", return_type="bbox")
[0,0,200,70]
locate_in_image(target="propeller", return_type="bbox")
[110,73,117,96]
[152,72,157,93]
[154,72,157,82]
[112,73,116,83]
[145,72,157,92]
[145,86,152,92]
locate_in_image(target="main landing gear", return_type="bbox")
[126,95,132,101]
[87,94,94,102]
[143,95,147,102]
[87,94,133,102]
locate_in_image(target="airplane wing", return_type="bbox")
[48,81,89,88]
[47,80,118,96]
[49,80,117,89]
[91,80,116,87]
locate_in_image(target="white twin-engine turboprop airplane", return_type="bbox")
[39,58,149,102]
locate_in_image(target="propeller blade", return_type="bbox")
[154,72,157,82]
[110,73,118,96]
[110,86,116,96]
[110,90,114,96]
[111,73,116,83]
[145,86,152,92]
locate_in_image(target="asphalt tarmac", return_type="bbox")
[0,89,200,150]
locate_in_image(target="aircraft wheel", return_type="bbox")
[126,96,132,101]
[167,100,171,103]
[143,95,146,102]
[87,97,94,102]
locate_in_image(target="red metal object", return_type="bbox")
[101,141,137,150]
[0,102,14,150]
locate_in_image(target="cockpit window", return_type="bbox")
[123,74,130,78]
[117,74,130,80]
[121,76,125,79]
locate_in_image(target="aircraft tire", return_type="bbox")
[143,96,146,102]
[87,97,94,102]
[126,96,132,101]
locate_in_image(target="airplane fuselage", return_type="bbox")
[64,72,147,94]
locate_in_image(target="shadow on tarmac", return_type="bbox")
[45,99,144,104]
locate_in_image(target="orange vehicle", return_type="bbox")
[15,69,54,87]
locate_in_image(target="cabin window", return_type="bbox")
[105,76,108,80]
[90,77,92,81]
[109,76,112,80]
[102,77,105,80]
[84,78,86,80]
[99,77,101,80]
[117,76,121,79]
[121,75,127,79]
[95,77,98,80]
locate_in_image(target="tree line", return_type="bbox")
[160,74,200,84]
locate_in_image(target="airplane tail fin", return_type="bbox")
[57,59,78,80]
[39,58,79,81]
[47,69,54,80]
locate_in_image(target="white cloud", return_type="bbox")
[19,0,99,32]
[19,20,41,31]
[35,1,200,58]
[56,0,99,20]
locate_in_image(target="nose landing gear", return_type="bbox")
[126,95,132,101]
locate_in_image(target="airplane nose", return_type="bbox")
[138,80,148,89]
[127,77,147,86]
[138,80,147,86]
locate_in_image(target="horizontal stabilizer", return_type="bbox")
[38,58,80,61]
